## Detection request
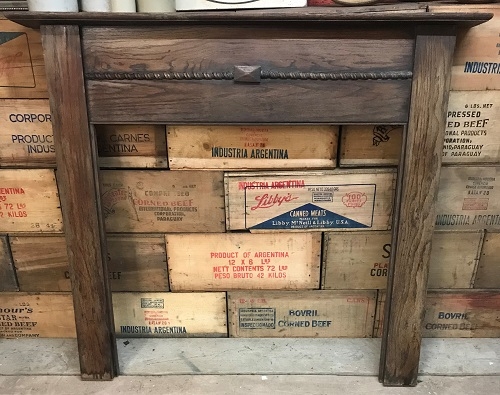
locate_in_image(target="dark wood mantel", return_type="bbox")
[6,6,492,387]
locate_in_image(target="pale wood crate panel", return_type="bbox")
[428,231,482,290]
[228,290,376,338]
[0,169,62,233]
[167,125,337,170]
[0,235,17,291]
[96,125,168,168]
[113,292,227,337]
[339,125,402,167]
[443,91,500,164]
[0,17,48,99]
[0,100,55,167]
[323,231,482,290]
[100,170,225,233]
[106,235,169,291]
[423,291,500,338]
[375,290,500,338]
[167,233,321,291]
[10,235,169,292]
[10,236,70,292]
[0,292,76,339]
[225,169,395,232]
[322,231,391,290]
[474,232,500,288]
[431,5,500,91]
[436,166,500,230]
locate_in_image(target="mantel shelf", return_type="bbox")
[5,6,493,29]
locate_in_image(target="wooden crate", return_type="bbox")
[375,290,500,338]
[0,169,63,233]
[430,5,500,91]
[228,290,376,338]
[167,125,338,170]
[443,91,500,164]
[0,99,55,167]
[322,231,483,290]
[113,292,227,338]
[96,125,168,168]
[0,292,76,339]
[10,235,169,292]
[474,232,500,288]
[0,16,48,99]
[339,125,402,167]
[225,169,396,232]
[423,291,500,338]
[100,170,225,233]
[167,233,321,291]
[435,166,500,230]
[0,235,18,291]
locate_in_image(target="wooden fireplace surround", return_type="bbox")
[7,7,492,387]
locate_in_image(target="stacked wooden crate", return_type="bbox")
[337,4,500,338]
[101,123,395,338]
[0,14,75,339]
[428,4,500,338]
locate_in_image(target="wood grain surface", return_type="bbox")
[11,235,169,292]
[83,28,413,74]
[0,16,48,98]
[474,232,500,288]
[166,233,321,291]
[87,79,411,124]
[322,230,482,290]
[41,25,117,380]
[167,125,338,170]
[4,9,493,30]
[228,290,377,338]
[0,235,17,291]
[0,100,55,167]
[379,31,456,387]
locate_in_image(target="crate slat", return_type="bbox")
[11,235,169,292]
[0,17,47,98]
[322,231,483,290]
[0,169,62,233]
[225,169,395,232]
[474,232,500,288]
[0,292,76,339]
[167,232,321,291]
[0,99,54,167]
[436,166,500,230]
[228,290,376,338]
[100,170,225,233]
[339,125,402,167]
[96,124,168,168]
[168,125,337,170]
[113,292,227,338]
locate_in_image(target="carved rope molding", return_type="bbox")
[85,70,413,81]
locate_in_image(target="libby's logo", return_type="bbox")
[372,125,399,146]
[250,193,298,210]
[342,192,367,208]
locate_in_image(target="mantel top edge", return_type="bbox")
[4,7,493,29]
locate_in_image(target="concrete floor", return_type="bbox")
[1,338,499,394]
[1,375,500,395]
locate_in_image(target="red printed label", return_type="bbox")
[250,193,299,210]
[342,192,367,208]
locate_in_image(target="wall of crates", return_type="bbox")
[0,4,499,341]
